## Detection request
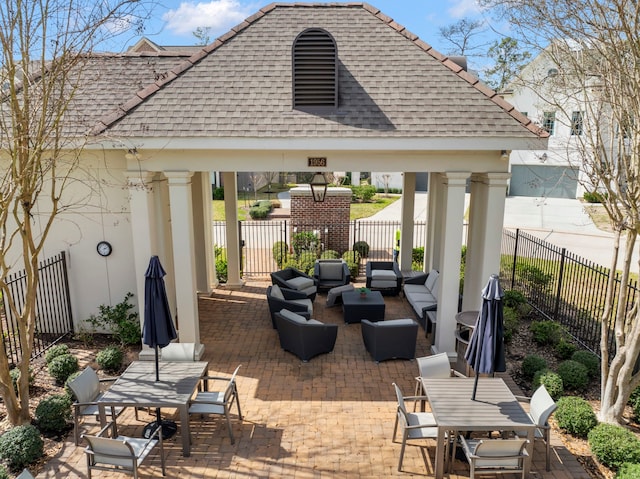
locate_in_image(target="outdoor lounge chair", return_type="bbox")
[513,385,557,471]
[83,420,165,479]
[366,261,402,296]
[266,285,312,328]
[361,319,418,362]
[392,382,442,473]
[273,309,338,361]
[458,436,528,479]
[414,352,466,400]
[67,367,131,446]
[189,365,243,444]
[313,259,350,291]
[270,267,318,300]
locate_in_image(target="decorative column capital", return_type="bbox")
[472,172,511,187]
[442,171,471,187]
[164,171,194,185]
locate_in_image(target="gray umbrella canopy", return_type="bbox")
[464,274,506,400]
[143,255,178,380]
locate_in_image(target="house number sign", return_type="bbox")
[308,157,327,167]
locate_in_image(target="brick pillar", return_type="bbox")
[290,186,351,253]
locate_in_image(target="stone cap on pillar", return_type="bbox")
[289,186,352,198]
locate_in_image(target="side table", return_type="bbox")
[342,290,385,323]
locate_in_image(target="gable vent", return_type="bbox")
[293,28,338,109]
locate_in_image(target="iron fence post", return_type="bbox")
[510,228,519,289]
[553,248,566,320]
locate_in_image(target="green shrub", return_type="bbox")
[64,370,83,399]
[583,191,607,203]
[342,250,361,264]
[87,292,141,346]
[35,394,72,434]
[617,462,640,478]
[555,396,598,437]
[588,423,640,470]
[47,354,79,384]
[502,306,519,343]
[248,205,270,219]
[0,465,7,479]
[96,346,124,373]
[630,386,640,420]
[352,241,369,258]
[272,241,289,267]
[297,252,317,275]
[351,185,376,202]
[214,245,228,283]
[521,354,547,380]
[530,320,562,346]
[292,231,318,255]
[9,367,34,394]
[519,263,553,288]
[557,360,589,391]
[412,247,424,265]
[212,186,224,200]
[555,339,578,360]
[503,290,527,308]
[572,350,600,378]
[0,424,44,471]
[532,369,564,400]
[319,250,340,259]
[45,344,71,365]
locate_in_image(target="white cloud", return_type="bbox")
[162,0,252,36]
[447,0,482,19]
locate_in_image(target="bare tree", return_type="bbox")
[484,37,531,92]
[438,18,487,57]
[482,0,640,424]
[193,27,212,45]
[381,174,392,197]
[0,0,148,425]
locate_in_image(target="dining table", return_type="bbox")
[421,377,536,478]
[97,360,208,457]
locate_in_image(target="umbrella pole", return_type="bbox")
[471,315,486,401]
[154,345,160,382]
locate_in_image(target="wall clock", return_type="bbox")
[97,241,113,257]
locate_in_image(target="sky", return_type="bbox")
[115,0,506,59]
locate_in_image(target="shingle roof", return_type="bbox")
[87,2,546,140]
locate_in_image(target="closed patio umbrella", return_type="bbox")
[142,255,178,438]
[465,274,506,400]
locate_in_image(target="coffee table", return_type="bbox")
[342,290,385,323]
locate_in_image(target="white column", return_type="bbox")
[192,172,217,292]
[222,171,244,288]
[434,172,470,356]
[124,171,157,325]
[462,173,510,311]
[165,171,203,357]
[399,172,416,271]
[351,171,361,185]
[427,173,444,271]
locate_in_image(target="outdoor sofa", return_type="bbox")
[402,269,439,329]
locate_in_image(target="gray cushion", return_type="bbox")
[289,298,313,313]
[326,284,355,307]
[319,262,344,280]
[371,269,397,280]
[371,279,398,289]
[424,270,439,291]
[288,276,315,291]
[403,284,428,295]
[377,318,416,327]
[307,319,323,325]
[270,284,284,300]
[279,308,308,323]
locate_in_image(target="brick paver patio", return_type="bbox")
[39,280,590,478]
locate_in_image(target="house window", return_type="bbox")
[542,112,556,135]
[292,28,338,109]
[571,111,583,136]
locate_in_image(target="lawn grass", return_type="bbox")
[583,203,614,233]
[213,191,399,221]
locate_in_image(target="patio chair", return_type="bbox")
[361,318,418,362]
[189,364,243,444]
[273,309,338,361]
[392,382,442,473]
[458,436,528,479]
[414,352,466,398]
[313,259,350,291]
[266,285,312,328]
[83,420,165,479]
[67,366,131,446]
[366,261,402,296]
[513,384,557,471]
[270,267,318,300]
[161,342,195,361]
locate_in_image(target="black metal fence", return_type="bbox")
[213,220,429,277]
[499,228,633,355]
[1,251,73,364]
